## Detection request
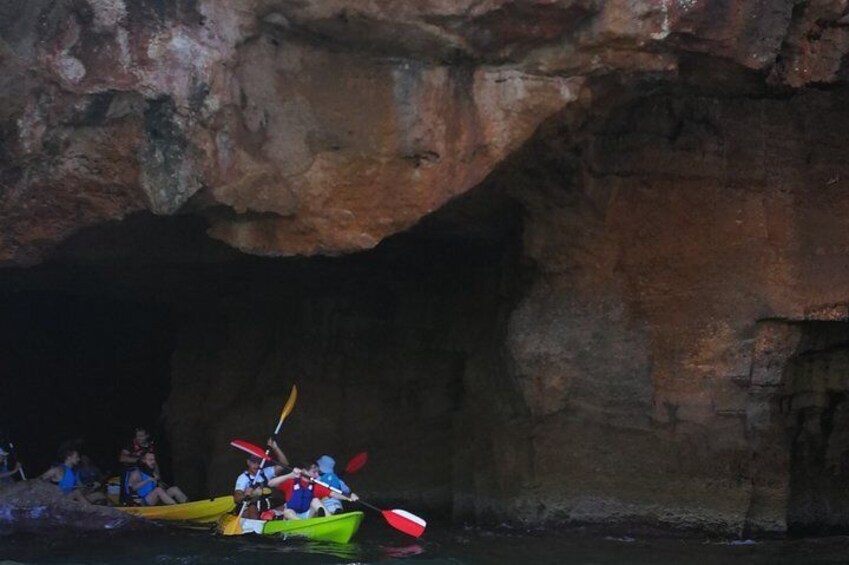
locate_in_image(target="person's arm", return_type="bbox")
[233,475,262,502]
[40,466,59,482]
[235,486,263,501]
[267,470,298,488]
[328,490,358,501]
[339,478,351,496]
[118,449,138,465]
[153,469,167,488]
[267,439,289,467]
[0,463,21,480]
[128,470,154,492]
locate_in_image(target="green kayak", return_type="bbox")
[219,511,364,543]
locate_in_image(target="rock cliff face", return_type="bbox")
[7,0,849,534]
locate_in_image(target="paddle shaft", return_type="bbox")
[235,391,294,518]
[8,442,25,480]
[308,475,424,537]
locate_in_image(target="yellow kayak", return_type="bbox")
[117,496,235,523]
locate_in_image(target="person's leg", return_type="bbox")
[166,486,188,503]
[282,508,299,520]
[308,497,327,518]
[145,487,177,506]
[322,497,343,515]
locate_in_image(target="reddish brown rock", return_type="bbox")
[9,0,849,536]
[6,0,849,264]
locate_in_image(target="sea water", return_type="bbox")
[2,520,849,564]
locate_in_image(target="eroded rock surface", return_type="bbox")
[0,0,583,263]
[7,0,849,536]
[6,0,849,264]
[0,480,144,531]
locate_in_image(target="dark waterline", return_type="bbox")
[3,520,849,565]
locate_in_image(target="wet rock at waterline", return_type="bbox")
[0,482,145,531]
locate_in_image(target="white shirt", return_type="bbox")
[234,467,276,492]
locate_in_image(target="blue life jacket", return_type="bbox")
[57,465,79,493]
[318,472,350,495]
[287,480,314,513]
[132,469,157,498]
[0,460,11,485]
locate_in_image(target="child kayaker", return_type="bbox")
[314,455,358,514]
[268,463,332,520]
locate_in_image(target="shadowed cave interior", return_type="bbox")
[783,322,849,534]
[0,189,525,518]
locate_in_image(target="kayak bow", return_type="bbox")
[117,496,235,523]
[218,511,364,543]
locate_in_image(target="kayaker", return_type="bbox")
[267,463,333,520]
[127,451,188,506]
[78,455,103,490]
[233,439,288,519]
[40,446,105,504]
[118,427,155,505]
[314,455,358,514]
[0,447,22,485]
[119,427,155,465]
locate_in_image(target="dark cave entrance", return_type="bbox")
[0,292,175,479]
[782,322,849,534]
[0,192,524,512]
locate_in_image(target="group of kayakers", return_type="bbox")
[8,427,183,507]
[0,427,360,523]
[234,438,359,521]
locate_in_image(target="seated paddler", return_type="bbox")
[233,438,287,519]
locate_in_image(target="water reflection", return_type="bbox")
[7,521,849,565]
[381,543,425,558]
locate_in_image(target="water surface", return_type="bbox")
[2,520,849,564]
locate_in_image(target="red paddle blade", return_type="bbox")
[382,509,426,538]
[230,440,271,461]
[345,451,368,475]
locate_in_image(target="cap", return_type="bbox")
[316,455,335,475]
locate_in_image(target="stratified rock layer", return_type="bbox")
[0,0,582,263]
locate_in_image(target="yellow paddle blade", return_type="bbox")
[278,384,298,425]
[219,514,243,536]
